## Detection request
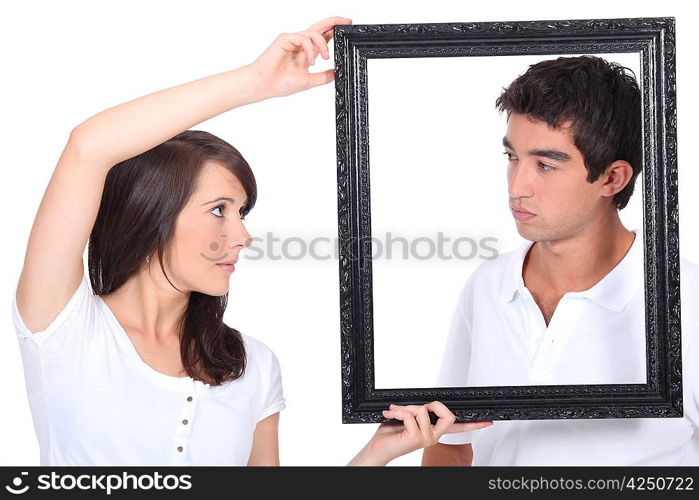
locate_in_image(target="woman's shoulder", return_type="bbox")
[236,333,283,399]
[13,271,99,346]
[239,332,281,368]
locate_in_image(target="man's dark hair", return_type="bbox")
[495,55,641,210]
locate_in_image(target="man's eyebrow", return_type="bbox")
[528,149,572,162]
[201,197,236,206]
[502,137,572,163]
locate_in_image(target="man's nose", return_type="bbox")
[508,162,534,199]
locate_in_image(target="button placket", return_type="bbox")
[171,380,197,464]
[545,297,586,377]
[530,296,586,383]
[522,288,548,382]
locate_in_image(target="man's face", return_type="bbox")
[504,113,610,243]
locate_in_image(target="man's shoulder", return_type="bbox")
[469,243,526,283]
[456,243,527,302]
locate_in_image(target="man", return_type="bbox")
[422,56,698,465]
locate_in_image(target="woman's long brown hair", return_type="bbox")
[87,130,256,386]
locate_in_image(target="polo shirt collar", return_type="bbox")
[500,229,643,313]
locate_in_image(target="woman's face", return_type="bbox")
[162,161,252,296]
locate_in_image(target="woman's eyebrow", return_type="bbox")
[201,196,235,206]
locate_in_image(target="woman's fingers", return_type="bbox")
[387,404,436,447]
[447,421,494,434]
[283,31,329,66]
[307,16,352,37]
[376,402,492,463]
[388,401,493,441]
[301,30,330,60]
[306,68,335,88]
[276,33,312,66]
[424,400,457,437]
[296,34,316,66]
[424,400,493,436]
[382,408,419,435]
[411,406,432,446]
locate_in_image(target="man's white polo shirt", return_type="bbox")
[436,230,699,465]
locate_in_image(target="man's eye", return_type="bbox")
[538,162,556,172]
[503,151,517,161]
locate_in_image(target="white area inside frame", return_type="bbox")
[367,52,643,389]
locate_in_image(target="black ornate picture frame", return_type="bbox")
[334,17,680,423]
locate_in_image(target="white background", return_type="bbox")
[368,54,644,388]
[1,0,697,466]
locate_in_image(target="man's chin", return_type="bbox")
[515,225,547,243]
[515,225,535,241]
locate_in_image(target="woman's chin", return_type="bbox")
[195,281,230,297]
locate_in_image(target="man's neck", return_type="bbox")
[523,213,636,295]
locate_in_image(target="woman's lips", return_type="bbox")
[216,262,235,272]
[511,207,536,221]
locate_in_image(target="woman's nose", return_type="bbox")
[229,220,251,248]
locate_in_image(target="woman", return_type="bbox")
[12,16,491,466]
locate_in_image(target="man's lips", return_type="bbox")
[510,206,536,221]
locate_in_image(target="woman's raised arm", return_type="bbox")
[15,16,351,333]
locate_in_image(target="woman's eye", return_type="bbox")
[211,205,224,217]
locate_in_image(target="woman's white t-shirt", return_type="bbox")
[12,272,285,466]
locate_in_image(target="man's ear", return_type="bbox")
[599,160,634,199]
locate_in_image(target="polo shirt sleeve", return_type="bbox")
[680,258,699,431]
[436,280,475,445]
[677,303,699,440]
[688,331,699,431]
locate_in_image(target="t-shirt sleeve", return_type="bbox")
[436,280,475,446]
[12,272,94,398]
[12,272,92,347]
[255,342,286,423]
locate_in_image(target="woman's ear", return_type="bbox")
[599,160,634,199]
